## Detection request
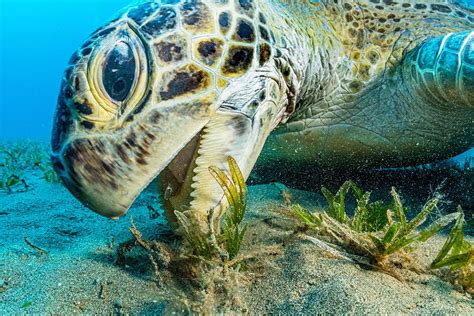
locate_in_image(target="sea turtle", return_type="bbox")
[51,0,473,226]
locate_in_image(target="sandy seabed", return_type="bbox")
[0,144,473,314]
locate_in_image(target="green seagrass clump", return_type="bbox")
[209,156,248,260]
[321,180,391,232]
[0,146,27,192]
[431,209,473,293]
[37,162,61,183]
[175,156,248,262]
[174,210,216,260]
[292,181,460,278]
[34,152,61,183]
[0,142,61,190]
[30,144,60,183]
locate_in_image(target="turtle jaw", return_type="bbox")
[52,94,218,219]
[53,126,207,219]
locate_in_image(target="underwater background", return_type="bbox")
[0,0,473,314]
[0,0,130,140]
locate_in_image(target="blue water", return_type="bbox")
[0,0,130,140]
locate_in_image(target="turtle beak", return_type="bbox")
[51,93,218,219]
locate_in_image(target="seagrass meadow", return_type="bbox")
[0,141,473,313]
[1,0,474,314]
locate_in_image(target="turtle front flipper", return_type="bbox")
[402,31,474,109]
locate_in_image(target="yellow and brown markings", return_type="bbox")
[232,17,256,42]
[62,122,158,195]
[63,69,93,118]
[181,92,217,116]
[180,0,214,34]
[115,125,155,169]
[155,34,188,66]
[193,37,225,67]
[127,125,156,166]
[63,139,121,191]
[221,45,255,77]
[217,78,230,89]
[130,0,276,79]
[258,42,271,66]
[61,64,119,132]
[68,0,280,135]
[149,1,272,79]
[160,64,212,100]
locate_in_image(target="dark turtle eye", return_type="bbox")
[102,41,136,102]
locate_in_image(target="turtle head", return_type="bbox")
[51,2,293,220]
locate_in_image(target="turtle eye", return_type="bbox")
[102,41,136,102]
